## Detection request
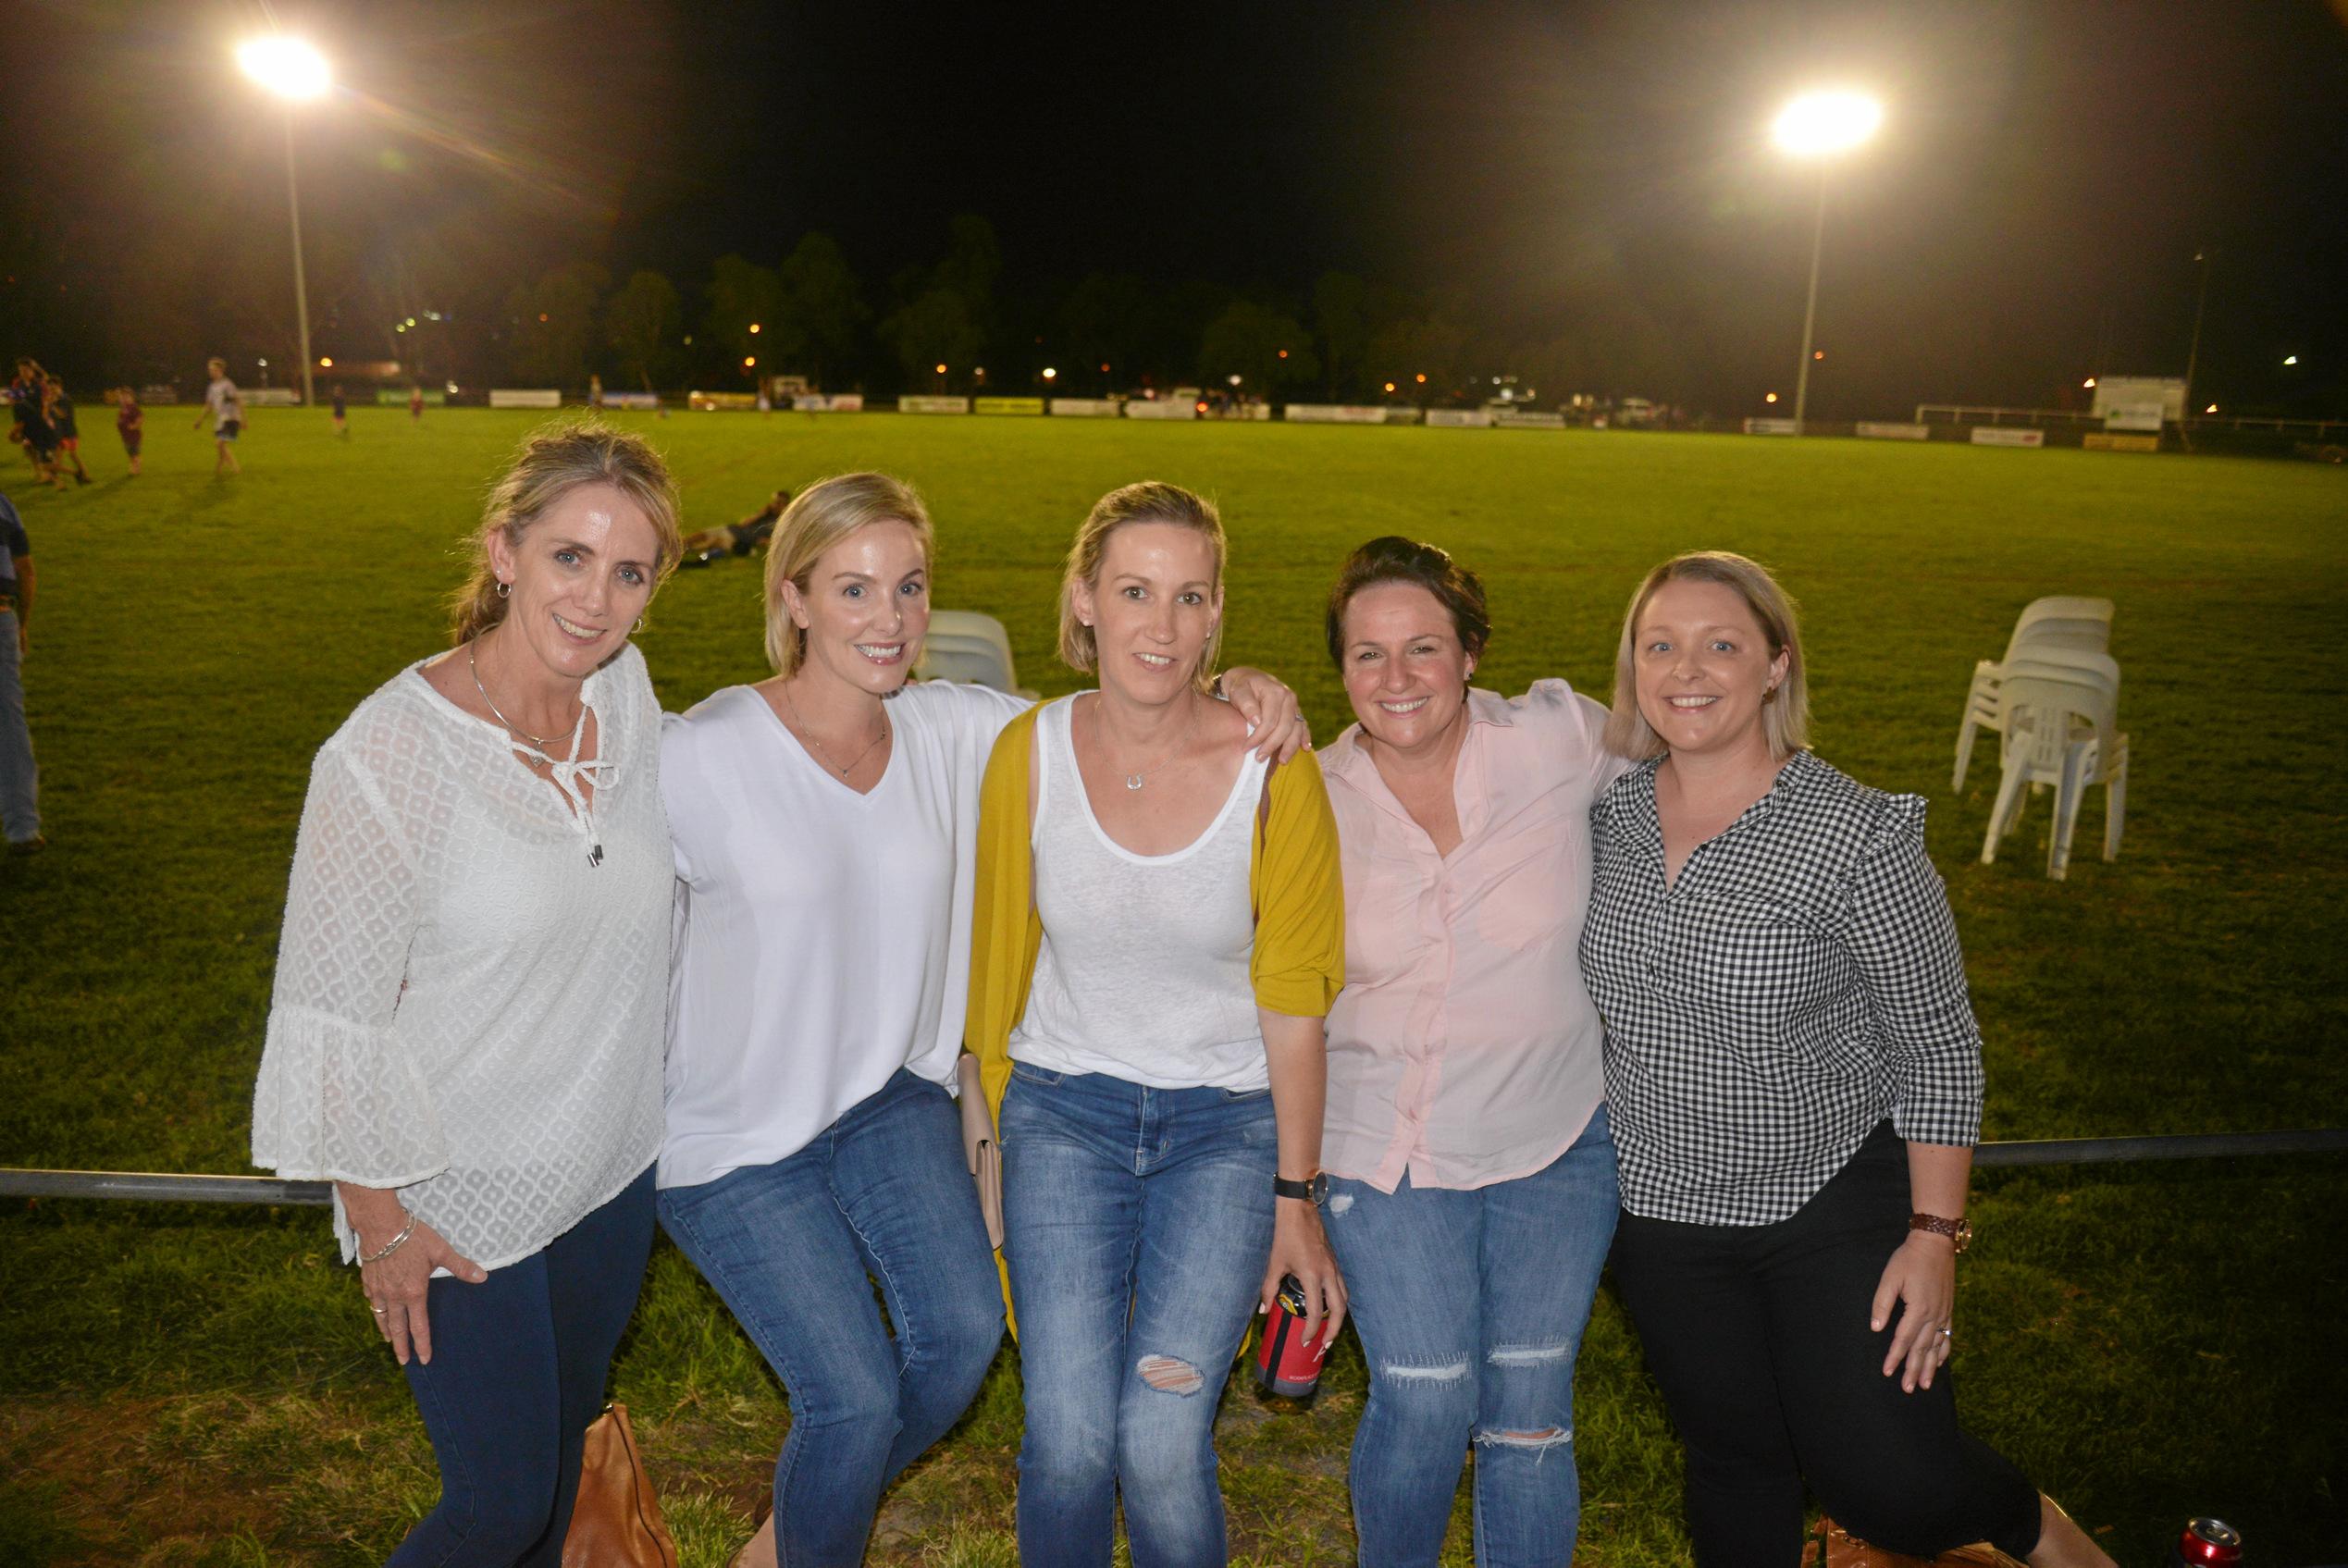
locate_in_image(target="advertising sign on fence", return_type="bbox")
[1285,404,1391,424]
[1970,426,2045,448]
[376,388,446,406]
[973,397,1044,416]
[1857,421,1931,440]
[596,391,661,411]
[2090,377,2185,426]
[789,393,864,412]
[1425,409,1495,427]
[1048,398,1121,417]
[1494,411,1566,429]
[898,395,971,414]
[688,391,760,412]
[1122,399,1197,420]
[2082,433,2161,453]
[489,389,562,409]
[1743,417,1799,436]
[2102,402,2165,434]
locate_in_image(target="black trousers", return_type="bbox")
[1610,1124,2042,1568]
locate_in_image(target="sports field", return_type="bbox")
[2,409,2342,1565]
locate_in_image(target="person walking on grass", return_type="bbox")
[1581,550,2117,1568]
[0,489,41,854]
[331,384,348,438]
[196,357,241,475]
[43,377,92,486]
[252,421,685,1565]
[12,360,61,488]
[116,388,143,475]
[411,383,426,423]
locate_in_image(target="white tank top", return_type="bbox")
[1008,696,1270,1091]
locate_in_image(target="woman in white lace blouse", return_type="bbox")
[251,423,683,1566]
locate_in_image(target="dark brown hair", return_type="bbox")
[1325,536,1491,669]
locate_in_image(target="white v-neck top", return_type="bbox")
[658,678,1030,1189]
[1009,695,1271,1092]
[251,644,672,1270]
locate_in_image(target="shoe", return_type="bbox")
[726,1502,775,1568]
[7,834,45,856]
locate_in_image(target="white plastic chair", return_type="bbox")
[916,610,1037,698]
[1953,598,2116,788]
[1979,655,2128,880]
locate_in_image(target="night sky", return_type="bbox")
[8,0,2344,415]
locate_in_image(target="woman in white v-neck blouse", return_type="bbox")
[251,423,684,1566]
[655,474,1311,1568]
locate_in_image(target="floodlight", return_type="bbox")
[2283,355,2298,365]
[237,38,331,102]
[1772,91,1882,157]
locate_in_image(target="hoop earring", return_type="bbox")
[634,613,648,635]
[495,580,511,599]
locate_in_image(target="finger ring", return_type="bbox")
[1938,1327,1954,1340]
[370,1305,388,1316]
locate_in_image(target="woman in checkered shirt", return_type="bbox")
[1579,551,2114,1568]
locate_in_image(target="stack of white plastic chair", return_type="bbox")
[916,610,1038,698]
[1978,650,2127,880]
[1953,597,2115,790]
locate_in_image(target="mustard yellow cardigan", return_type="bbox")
[963,698,1347,1326]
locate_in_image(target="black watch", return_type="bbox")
[1274,1172,1328,1205]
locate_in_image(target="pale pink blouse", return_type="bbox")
[1320,681,1629,1192]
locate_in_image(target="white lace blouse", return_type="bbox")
[251,643,672,1270]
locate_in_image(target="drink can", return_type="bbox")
[1254,1273,1329,1399]
[2169,1519,2243,1568]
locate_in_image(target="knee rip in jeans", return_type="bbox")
[1475,1424,1573,1455]
[1137,1354,1205,1395]
[1487,1342,1572,1367]
[1379,1357,1470,1384]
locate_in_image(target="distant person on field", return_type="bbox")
[0,489,41,853]
[196,357,242,475]
[331,384,348,438]
[588,373,603,411]
[679,488,792,566]
[11,360,60,487]
[1581,550,2118,1568]
[115,387,143,475]
[411,384,426,422]
[251,422,685,1564]
[43,377,91,486]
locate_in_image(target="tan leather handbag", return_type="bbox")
[958,1051,1006,1249]
[561,1403,678,1568]
[1806,1517,2023,1568]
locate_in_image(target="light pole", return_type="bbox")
[2181,250,2211,414]
[237,38,332,407]
[1771,90,1882,433]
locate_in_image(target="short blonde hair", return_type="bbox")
[763,473,936,675]
[449,420,684,645]
[1605,550,1810,760]
[1058,482,1227,693]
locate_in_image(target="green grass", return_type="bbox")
[2,409,2342,1565]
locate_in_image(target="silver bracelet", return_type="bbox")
[358,1211,418,1266]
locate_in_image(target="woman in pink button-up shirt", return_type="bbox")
[1315,537,1629,1568]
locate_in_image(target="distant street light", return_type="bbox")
[2083,377,2096,389]
[1042,367,1057,381]
[1771,89,1882,433]
[2283,354,2298,366]
[238,37,331,407]
[1765,391,1780,403]
[748,323,761,335]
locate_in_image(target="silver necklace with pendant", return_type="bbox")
[469,639,602,868]
[1104,700,1194,790]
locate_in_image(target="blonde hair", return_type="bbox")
[1605,549,1810,760]
[762,473,936,675]
[1058,482,1227,693]
[449,420,684,645]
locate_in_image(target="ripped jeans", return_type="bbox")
[1000,1063,1278,1568]
[1322,1105,1619,1568]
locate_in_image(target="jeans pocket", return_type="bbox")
[1008,1060,1064,1088]
[1217,1084,1272,1102]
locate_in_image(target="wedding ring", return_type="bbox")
[370,1305,388,1316]
[1938,1327,1954,1340]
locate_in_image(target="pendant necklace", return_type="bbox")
[470,639,601,868]
[1102,698,1195,790]
[785,686,891,777]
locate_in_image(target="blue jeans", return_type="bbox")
[655,1068,1005,1568]
[1000,1064,1279,1568]
[389,1164,657,1568]
[0,609,37,843]
[1321,1106,1620,1568]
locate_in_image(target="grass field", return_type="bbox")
[1,408,2342,1567]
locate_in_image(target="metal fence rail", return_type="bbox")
[3,1130,2342,1207]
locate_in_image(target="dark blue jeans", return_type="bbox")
[1322,1106,1620,1568]
[1000,1063,1279,1568]
[389,1163,657,1568]
[655,1068,1006,1568]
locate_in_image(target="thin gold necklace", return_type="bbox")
[469,640,575,749]
[784,685,891,776]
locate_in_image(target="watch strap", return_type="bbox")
[1909,1212,1971,1253]
[1274,1173,1326,1204]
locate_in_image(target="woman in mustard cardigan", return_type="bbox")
[966,482,1347,1568]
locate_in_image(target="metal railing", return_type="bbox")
[4,1129,2342,1208]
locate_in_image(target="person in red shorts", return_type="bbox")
[44,377,92,486]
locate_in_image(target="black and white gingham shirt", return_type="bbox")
[1581,750,1983,1226]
